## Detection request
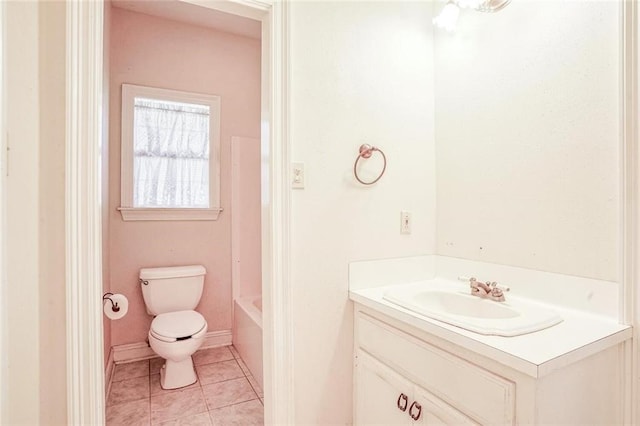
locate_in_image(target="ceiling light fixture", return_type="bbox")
[433,0,512,32]
[432,1,461,32]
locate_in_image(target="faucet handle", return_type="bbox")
[488,282,510,303]
[489,282,510,292]
[468,277,483,290]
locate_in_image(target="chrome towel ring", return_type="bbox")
[354,144,387,185]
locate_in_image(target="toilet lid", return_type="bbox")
[150,310,206,339]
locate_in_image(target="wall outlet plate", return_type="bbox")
[401,211,411,234]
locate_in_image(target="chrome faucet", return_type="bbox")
[468,277,509,302]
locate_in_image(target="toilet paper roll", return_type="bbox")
[103,293,129,320]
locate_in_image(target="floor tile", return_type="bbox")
[157,411,211,426]
[113,360,150,382]
[150,373,200,396]
[106,346,263,426]
[193,346,234,366]
[201,378,257,410]
[150,357,165,375]
[150,387,207,424]
[108,376,150,406]
[228,346,241,359]
[209,399,264,426]
[196,360,243,386]
[106,399,150,426]
[247,375,263,398]
[235,357,251,376]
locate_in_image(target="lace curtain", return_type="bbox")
[133,97,210,208]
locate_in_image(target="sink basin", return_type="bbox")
[383,288,562,337]
[412,291,519,319]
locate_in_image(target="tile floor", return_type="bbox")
[106,345,264,425]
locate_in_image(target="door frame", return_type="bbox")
[65,0,293,424]
[622,1,638,425]
[0,0,6,422]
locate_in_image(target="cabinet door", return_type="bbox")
[413,387,480,426]
[354,349,413,426]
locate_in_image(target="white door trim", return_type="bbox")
[65,0,294,424]
[261,3,295,423]
[66,0,106,423]
[622,0,637,327]
[621,0,638,424]
[623,0,640,424]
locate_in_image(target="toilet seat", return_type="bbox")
[150,310,207,343]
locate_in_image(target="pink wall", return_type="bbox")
[108,8,261,346]
[232,137,262,299]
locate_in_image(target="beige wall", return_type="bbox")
[434,1,621,281]
[5,1,67,424]
[108,8,261,346]
[289,2,436,423]
[6,1,40,423]
[0,1,5,420]
[38,2,67,423]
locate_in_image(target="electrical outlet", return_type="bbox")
[401,211,411,234]
[292,162,305,189]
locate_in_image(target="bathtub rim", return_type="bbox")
[234,296,263,329]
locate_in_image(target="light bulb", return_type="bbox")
[433,1,460,32]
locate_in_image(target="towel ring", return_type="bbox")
[354,144,387,185]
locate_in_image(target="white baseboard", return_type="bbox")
[104,347,115,398]
[202,329,233,349]
[112,330,232,364]
[112,341,154,363]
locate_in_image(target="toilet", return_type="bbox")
[140,265,208,390]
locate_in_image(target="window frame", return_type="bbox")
[118,84,222,221]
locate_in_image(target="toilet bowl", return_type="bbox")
[148,310,208,389]
[139,265,208,390]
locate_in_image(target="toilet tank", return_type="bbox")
[140,265,206,316]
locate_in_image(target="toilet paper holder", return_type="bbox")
[103,293,121,312]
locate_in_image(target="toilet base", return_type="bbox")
[159,356,197,390]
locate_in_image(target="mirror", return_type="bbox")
[434,1,620,282]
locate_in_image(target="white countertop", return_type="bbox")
[350,280,632,378]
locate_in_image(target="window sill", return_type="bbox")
[117,207,223,221]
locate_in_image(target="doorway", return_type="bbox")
[104,4,263,423]
[65,0,293,424]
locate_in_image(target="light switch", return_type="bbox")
[292,162,305,189]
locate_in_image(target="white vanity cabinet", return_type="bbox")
[355,349,478,425]
[414,387,479,425]
[355,350,413,425]
[353,304,627,425]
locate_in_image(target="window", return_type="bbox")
[118,84,221,221]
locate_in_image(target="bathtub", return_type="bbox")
[233,296,263,389]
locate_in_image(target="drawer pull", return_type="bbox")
[397,393,408,411]
[409,401,422,420]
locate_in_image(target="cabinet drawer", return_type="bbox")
[356,312,515,425]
